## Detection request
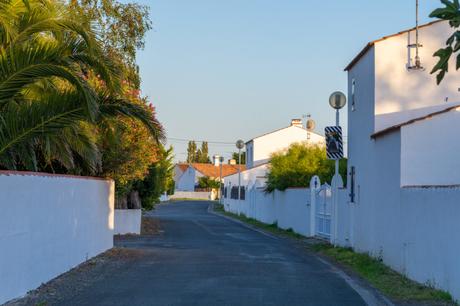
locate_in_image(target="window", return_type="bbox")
[351,79,356,111]
[349,166,356,203]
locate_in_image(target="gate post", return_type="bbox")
[331,174,344,246]
[309,176,320,237]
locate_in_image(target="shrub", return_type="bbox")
[265,143,347,192]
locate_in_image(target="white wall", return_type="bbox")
[223,187,312,237]
[176,167,196,191]
[375,21,460,116]
[170,191,212,200]
[114,209,141,235]
[251,126,324,168]
[401,109,460,186]
[0,171,114,304]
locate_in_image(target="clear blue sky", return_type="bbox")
[130,0,441,162]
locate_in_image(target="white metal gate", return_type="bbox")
[315,184,332,239]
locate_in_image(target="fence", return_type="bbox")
[0,171,114,304]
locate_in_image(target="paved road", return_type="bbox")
[13,201,367,306]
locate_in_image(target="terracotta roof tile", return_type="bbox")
[190,163,245,178]
[177,164,189,172]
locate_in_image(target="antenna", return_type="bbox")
[408,0,424,70]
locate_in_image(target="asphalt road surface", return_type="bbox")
[10,201,368,306]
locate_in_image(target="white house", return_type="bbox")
[175,157,244,192]
[246,119,324,169]
[344,20,460,300]
[224,119,325,196]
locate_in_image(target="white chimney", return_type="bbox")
[291,119,303,128]
[213,155,221,167]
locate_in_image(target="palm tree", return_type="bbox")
[0,0,164,173]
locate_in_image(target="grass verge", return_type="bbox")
[213,203,304,239]
[213,203,457,305]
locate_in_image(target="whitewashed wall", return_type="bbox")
[375,21,460,115]
[114,209,141,235]
[170,191,212,200]
[401,109,460,186]
[223,187,312,237]
[250,126,324,168]
[175,167,196,191]
[0,171,114,304]
[337,184,460,302]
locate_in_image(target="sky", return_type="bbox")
[129,0,442,162]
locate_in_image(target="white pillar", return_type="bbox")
[309,176,320,237]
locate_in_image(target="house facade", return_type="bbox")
[344,20,460,300]
[175,158,244,192]
[224,119,325,197]
[245,119,324,169]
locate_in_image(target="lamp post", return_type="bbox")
[328,91,347,181]
[329,91,346,246]
[236,139,245,215]
[219,156,224,204]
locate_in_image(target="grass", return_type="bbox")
[312,244,456,304]
[213,203,304,240]
[213,203,457,305]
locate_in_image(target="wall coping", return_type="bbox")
[0,170,113,183]
[402,184,460,189]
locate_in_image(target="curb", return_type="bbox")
[208,203,394,306]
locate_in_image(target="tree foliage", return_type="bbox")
[430,0,460,84]
[265,143,347,193]
[232,151,246,164]
[0,0,165,182]
[134,146,175,210]
[186,141,211,163]
[198,176,220,189]
[68,0,152,87]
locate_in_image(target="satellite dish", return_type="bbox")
[306,119,316,131]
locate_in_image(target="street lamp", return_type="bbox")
[236,139,245,214]
[219,155,224,204]
[328,91,346,179]
[329,91,346,247]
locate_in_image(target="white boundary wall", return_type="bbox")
[170,191,213,200]
[114,209,141,235]
[336,186,460,301]
[224,187,313,237]
[0,171,114,304]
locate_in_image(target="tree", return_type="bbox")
[134,146,175,210]
[265,143,347,193]
[430,0,460,84]
[0,0,164,175]
[197,176,220,189]
[187,141,197,163]
[68,0,152,87]
[232,151,246,164]
[197,142,211,163]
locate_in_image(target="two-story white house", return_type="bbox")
[345,19,460,300]
[223,119,325,193]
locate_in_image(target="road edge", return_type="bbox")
[208,203,395,306]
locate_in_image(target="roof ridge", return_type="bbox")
[345,20,444,71]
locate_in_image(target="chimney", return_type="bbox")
[213,155,221,167]
[291,119,303,128]
[228,159,237,165]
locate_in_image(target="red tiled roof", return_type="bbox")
[190,163,245,178]
[177,164,189,172]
